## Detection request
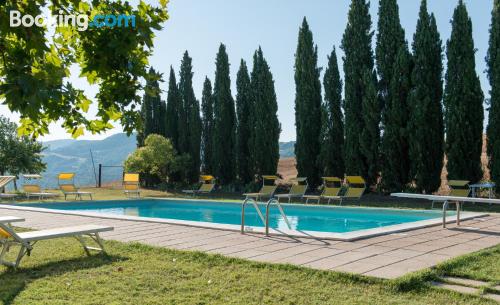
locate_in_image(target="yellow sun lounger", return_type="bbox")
[58,173,93,200]
[123,173,141,198]
[183,175,216,196]
[243,175,279,201]
[303,177,343,204]
[341,176,367,205]
[275,177,308,203]
[431,180,470,209]
[22,174,58,200]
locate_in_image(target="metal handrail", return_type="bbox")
[241,196,292,236]
[265,198,291,236]
[241,198,266,233]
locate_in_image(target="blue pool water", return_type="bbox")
[22,199,449,234]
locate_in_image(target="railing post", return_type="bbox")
[241,200,246,234]
[98,164,102,188]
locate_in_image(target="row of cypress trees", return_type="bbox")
[138,45,281,186]
[295,0,490,193]
[140,0,500,193]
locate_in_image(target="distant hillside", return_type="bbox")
[39,134,296,188]
[41,133,137,188]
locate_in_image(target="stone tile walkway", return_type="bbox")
[1,207,499,279]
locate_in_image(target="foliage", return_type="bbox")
[320,46,345,178]
[408,0,444,193]
[250,47,281,177]
[381,45,413,192]
[487,0,500,190]
[236,60,254,183]
[294,18,323,188]
[178,51,201,183]
[0,0,169,138]
[124,134,181,184]
[376,0,406,110]
[136,68,166,147]
[165,66,181,150]
[0,116,46,184]
[341,0,379,186]
[201,77,215,174]
[444,0,484,183]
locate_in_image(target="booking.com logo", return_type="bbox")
[9,10,136,31]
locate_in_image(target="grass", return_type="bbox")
[434,245,500,285]
[0,235,497,305]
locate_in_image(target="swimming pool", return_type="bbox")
[12,198,475,240]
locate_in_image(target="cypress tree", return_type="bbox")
[236,59,254,183]
[165,66,181,151]
[408,0,444,193]
[294,17,323,188]
[201,77,215,174]
[137,68,164,147]
[178,51,202,183]
[487,0,500,190]
[250,47,281,176]
[376,0,405,109]
[341,0,379,185]
[212,44,237,184]
[320,46,345,177]
[444,0,484,183]
[381,44,412,192]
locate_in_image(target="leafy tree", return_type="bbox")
[341,0,379,185]
[124,134,182,185]
[376,0,406,110]
[294,18,323,188]
[0,1,169,138]
[320,46,345,178]
[212,44,237,184]
[137,68,165,147]
[250,47,281,177]
[236,60,254,183]
[444,0,484,183]
[178,51,202,183]
[408,0,444,193]
[381,44,412,192]
[0,116,46,190]
[487,0,500,190]
[165,66,181,151]
[201,77,215,174]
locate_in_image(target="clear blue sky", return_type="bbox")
[0,0,493,141]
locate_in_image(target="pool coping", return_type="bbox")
[0,200,489,241]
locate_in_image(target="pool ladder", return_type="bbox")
[241,197,291,236]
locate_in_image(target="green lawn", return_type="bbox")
[434,245,500,284]
[0,235,497,305]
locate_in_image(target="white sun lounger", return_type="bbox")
[0,217,113,269]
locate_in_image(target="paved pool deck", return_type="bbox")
[1,207,499,279]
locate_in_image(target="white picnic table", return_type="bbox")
[391,193,500,228]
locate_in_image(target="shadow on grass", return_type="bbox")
[0,253,127,305]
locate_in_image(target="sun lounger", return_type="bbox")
[244,175,279,201]
[341,176,366,205]
[183,175,216,196]
[22,175,58,200]
[303,177,343,204]
[432,180,470,209]
[275,177,308,203]
[123,173,141,198]
[58,173,93,200]
[0,176,17,201]
[0,217,113,269]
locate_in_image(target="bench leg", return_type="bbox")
[75,233,105,256]
[0,241,31,269]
